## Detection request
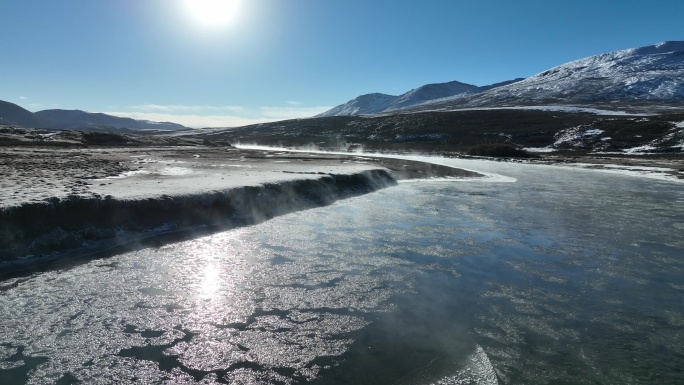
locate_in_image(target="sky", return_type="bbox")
[1,0,683,128]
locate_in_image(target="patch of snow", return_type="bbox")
[514,105,640,116]
[102,169,149,179]
[553,126,607,150]
[402,105,645,116]
[623,144,659,154]
[159,167,194,176]
[582,129,605,136]
[623,124,684,152]
[38,132,61,139]
[524,147,556,153]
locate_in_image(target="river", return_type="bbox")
[1,156,683,384]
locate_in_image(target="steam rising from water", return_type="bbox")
[234,143,517,183]
[1,150,683,384]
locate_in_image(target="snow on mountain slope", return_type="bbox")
[317,79,522,117]
[316,93,398,117]
[383,81,481,111]
[412,41,684,112]
[321,42,684,117]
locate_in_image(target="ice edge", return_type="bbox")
[0,169,396,269]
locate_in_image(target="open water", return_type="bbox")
[1,157,683,384]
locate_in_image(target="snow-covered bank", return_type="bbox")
[1,145,486,270]
[236,144,684,184]
[0,169,396,267]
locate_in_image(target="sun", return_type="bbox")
[184,0,240,27]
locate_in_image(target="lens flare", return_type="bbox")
[184,0,239,27]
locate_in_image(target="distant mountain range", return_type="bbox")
[0,101,187,132]
[319,41,684,117]
[3,41,683,132]
[316,79,523,117]
[34,109,186,131]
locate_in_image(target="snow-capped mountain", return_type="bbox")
[407,41,684,112]
[436,40,684,109]
[321,41,684,117]
[317,79,523,117]
[317,93,398,117]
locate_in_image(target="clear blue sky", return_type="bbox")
[1,0,682,127]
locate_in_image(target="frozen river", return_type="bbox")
[1,156,683,384]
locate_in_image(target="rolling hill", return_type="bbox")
[34,109,187,131]
[0,100,44,127]
[0,101,188,132]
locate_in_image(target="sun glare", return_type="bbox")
[184,0,239,27]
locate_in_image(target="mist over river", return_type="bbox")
[1,156,683,384]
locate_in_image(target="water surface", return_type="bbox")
[1,158,683,384]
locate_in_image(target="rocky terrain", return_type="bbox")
[187,109,684,157]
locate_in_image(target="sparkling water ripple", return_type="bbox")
[1,159,683,384]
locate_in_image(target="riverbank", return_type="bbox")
[2,147,682,385]
[0,146,481,270]
[450,152,684,182]
[234,144,684,183]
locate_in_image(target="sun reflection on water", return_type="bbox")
[198,263,221,299]
[187,229,256,301]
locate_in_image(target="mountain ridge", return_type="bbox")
[0,101,189,132]
[35,109,187,131]
[319,41,684,117]
[316,79,524,117]
[0,100,44,128]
